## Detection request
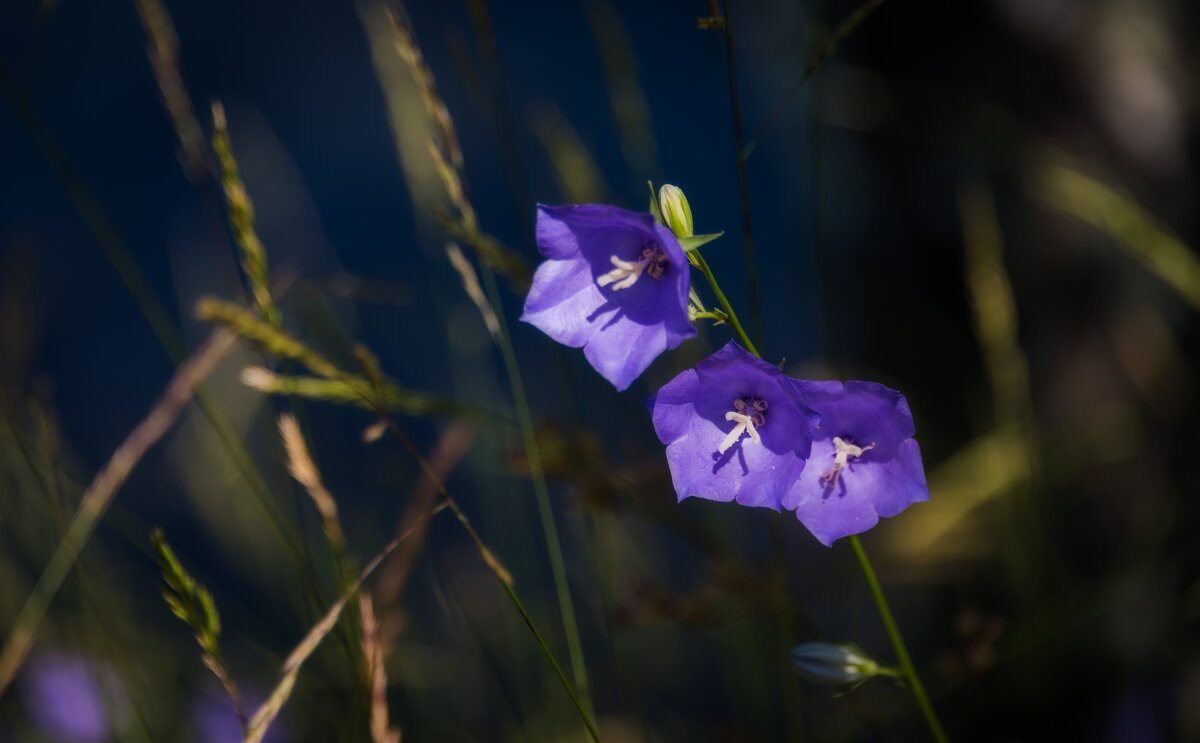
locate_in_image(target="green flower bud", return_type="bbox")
[790,643,883,686]
[658,184,693,239]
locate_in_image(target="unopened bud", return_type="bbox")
[658,184,693,239]
[790,643,882,686]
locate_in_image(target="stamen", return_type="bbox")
[819,437,876,488]
[718,412,761,454]
[716,396,768,455]
[596,244,669,291]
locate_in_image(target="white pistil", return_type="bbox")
[717,397,767,455]
[820,436,876,488]
[718,411,761,454]
[596,246,669,291]
[596,254,646,290]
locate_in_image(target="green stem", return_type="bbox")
[848,536,948,743]
[498,579,602,743]
[479,265,595,724]
[691,250,758,356]
[376,410,601,742]
[692,254,949,743]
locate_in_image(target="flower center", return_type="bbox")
[717,396,768,454]
[819,436,876,488]
[596,243,670,291]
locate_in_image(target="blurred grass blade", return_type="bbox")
[197,297,346,380]
[375,1,528,283]
[245,368,448,415]
[1032,164,1200,311]
[133,0,208,180]
[361,2,596,730]
[200,298,496,422]
[585,0,661,187]
[370,415,601,741]
[243,505,446,743]
[959,179,1042,594]
[527,101,609,204]
[445,242,500,341]
[0,330,237,696]
[278,413,348,557]
[152,528,246,732]
[211,101,279,323]
[384,2,462,172]
[359,594,401,743]
[0,57,311,586]
[742,0,887,159]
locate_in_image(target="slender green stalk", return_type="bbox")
[691,250,758,356]
[497,579,602,743]
[373,408,601,742]
[478,264,595,721]
[693,253,949,743]
[848,536,948,743]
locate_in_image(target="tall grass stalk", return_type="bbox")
[478,262,595,721]
[0,58,313,580]
[379,2,596,725]
[371,409,601,743]
[0,330,237,695]
[202,299,601,739]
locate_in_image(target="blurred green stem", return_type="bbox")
[373,408,601,742]
[848,536,948,743]
[693,253,949,743]
[478,264,596,723]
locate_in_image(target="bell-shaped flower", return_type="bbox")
[521,204,696,390]
[782,380,929,546]
[647,342,819,510]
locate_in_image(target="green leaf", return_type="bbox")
[679,231,724,252]
[647,181,665,225]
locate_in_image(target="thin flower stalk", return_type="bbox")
[692,253,949,743]
[480,258,596,723]
[690,249,758,356]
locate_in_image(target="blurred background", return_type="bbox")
[2,0,1199,740]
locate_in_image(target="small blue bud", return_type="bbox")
[790,643,882,686]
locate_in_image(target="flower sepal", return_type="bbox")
[678,231,724,252]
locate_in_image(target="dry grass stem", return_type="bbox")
[0,329,237,695]
[243,502,447,743]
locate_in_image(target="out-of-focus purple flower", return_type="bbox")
[521,204,695,390]
[647,342,818,510]
[192,688,284,743]
[20,651,125,743]
[782,380,929,546]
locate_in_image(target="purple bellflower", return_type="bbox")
[521,204,696,390]
[782,380,929,546]
[647,342,819,510]
[20,651,126,743]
